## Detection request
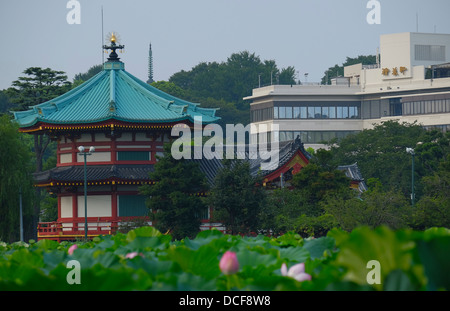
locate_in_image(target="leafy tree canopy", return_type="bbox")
[326,120,431,197]
[140,143,209,240]
[0,115,35,242]
[166,51,297,125]
[73,64,103,83]
[5,67,72,111]
[207,159,267,235]
[0,90,13,115]
[321,55,377,85]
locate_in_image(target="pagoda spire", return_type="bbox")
[103,32,125,62]
[147,43,154,84]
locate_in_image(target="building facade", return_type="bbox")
[247,32,450,149]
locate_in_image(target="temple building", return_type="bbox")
[12,35,221,240]
[13,35,363,241]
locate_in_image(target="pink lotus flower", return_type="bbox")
[281,263,311,282]
[219,251,239,275]
[68,244,78,255]
[125,252,143,259]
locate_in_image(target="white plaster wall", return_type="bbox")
[77,195,112,217]
[60,153,72,164]
[135,132,152,141]
[77,133,93,143]
[116,133,132,141]
[95,133,110,142]
[77,151,111,162]
[60,196,73,218]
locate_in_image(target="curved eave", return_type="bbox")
[33,164,156,187]
[17,116,217,134]
[14,64,221,130]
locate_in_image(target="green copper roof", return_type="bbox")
[13,61,220,128]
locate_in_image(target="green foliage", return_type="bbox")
[73,64,102,84]
[0,226,448,291]
[412,154,450,230]
[5,67,72,111]
[328,120,428,197]
[208,160,267,235]
[319,120,450,231]
[139,143,209,240]
[0,115,35,242]
[167,51,297,125]
[291,162,352,206]
[321,55,377,85]
[260,161,352,237]
[0,90,13,115]
[322,188,411,232]
[40,195,58,223]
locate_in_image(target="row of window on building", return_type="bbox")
[251,98,450,122]
[403,98,450,116]
[251,104,361,122]
[251,130,359,144]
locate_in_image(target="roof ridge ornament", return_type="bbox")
[103,32,125,62]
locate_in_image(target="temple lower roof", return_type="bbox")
[34,138,312,187]
[34,138,366,192]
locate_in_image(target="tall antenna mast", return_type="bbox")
[376,47,380,67]
[416,12,419,32]
[101,6,104,64]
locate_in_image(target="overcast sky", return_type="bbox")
[1,0,449,91]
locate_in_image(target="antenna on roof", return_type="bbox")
[376,47,380,67]
[101,6,104,64]
[416,12,419,32]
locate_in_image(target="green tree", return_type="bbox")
[208,159,266,235]
[6,67,72,111]
[0,115,35,242]
[412,154,450,230]
[321,55,377,85]
[150,81,190,99]
[322,187,411,232]
[6,67,71,238]
[73,64,102,83]
[290,162,352,208]
[0,90,13,115]
[139,143,209,240]
[151,80,248,128]
[414,130,450,176]
[260,188,318,236]
[267,160,353,237]
[327,120,428,198]
[169,51,297,124]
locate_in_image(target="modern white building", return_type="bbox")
[246,32,450,149]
